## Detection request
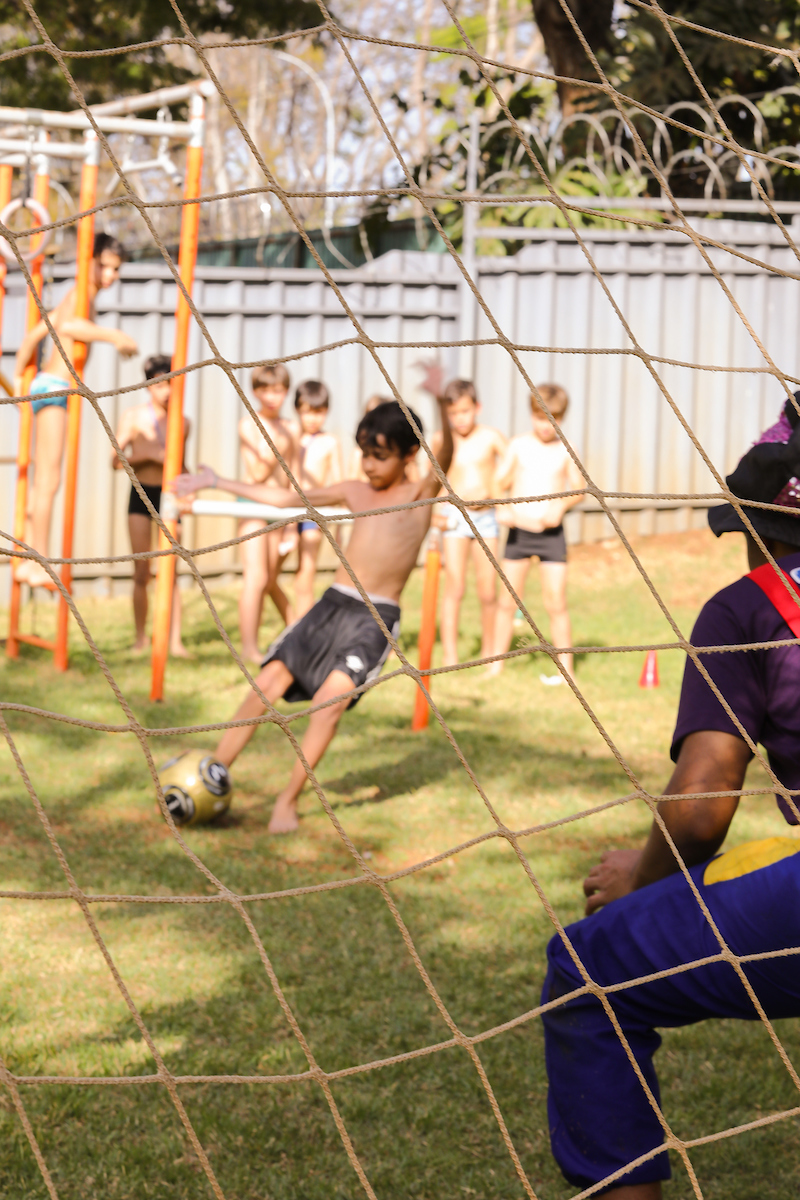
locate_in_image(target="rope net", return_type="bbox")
[2,2,800,1197]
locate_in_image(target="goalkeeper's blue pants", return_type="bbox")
[541,839,800,1193]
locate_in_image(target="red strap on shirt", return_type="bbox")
[747,563,800,638]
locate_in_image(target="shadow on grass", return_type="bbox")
[5,873,800,1200]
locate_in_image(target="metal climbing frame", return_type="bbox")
[1,82,210,670]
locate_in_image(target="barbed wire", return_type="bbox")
[3,2,800,1197]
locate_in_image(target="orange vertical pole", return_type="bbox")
[150,92,205,701]
[8,139,49,658]
[412,528,442,731]
[54,132,98,671]
[0,162,13,636]
[0,161,13,337]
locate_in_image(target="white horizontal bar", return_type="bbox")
[0,107,192,141]
[83,81,213,117]
[0,136,88,161]
[166,498,347,522]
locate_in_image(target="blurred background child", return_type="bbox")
[112,354,188,656]
[432,379,506,666]
[293,380,342,618]
[491,384,585,683]
[237,363,299,661]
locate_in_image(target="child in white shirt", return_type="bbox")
[490,384,585,683]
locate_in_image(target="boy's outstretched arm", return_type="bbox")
[59,316,138,356]
[174,464,351,510]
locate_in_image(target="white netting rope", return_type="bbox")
[0,3,799,1197]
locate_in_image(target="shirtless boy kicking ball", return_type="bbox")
[293,380,342,619]
[175,399,453,833]
[14,232,137,587]
[112,354,189,656]
[490,384,584,683]
[431,379,506,666]
[237,363,300,662]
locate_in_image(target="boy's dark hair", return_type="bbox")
[443,378,477,406]
[252,362,290,391]
[533,383,569,417]
[294,379,330,410]
[93,231,126,261]
[356,400,423,458]
[143,354,172,381]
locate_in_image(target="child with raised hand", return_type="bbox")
[112,354,189,656]
[174,398,453,834]
[293,380,343,618]
[14,232,137,588]
[431,379,507,666]
[490,383,585,683]
[237,362,300,662]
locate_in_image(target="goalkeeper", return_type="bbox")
[542,396,800,1198]
[175,399,452,833]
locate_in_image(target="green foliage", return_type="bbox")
[604,0,800,113]
[0,0,320,111]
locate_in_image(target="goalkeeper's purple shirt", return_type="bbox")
[671,549,800,823]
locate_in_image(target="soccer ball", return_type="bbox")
[158,750,232,826]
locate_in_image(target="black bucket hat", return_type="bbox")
[708,394,800,547]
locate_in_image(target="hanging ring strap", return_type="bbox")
[0,196,51,266]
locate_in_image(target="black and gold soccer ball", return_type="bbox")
[158,750,232,826]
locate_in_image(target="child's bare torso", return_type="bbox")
[336,478,431,603]
[239,412,296,486]
[447,424,502,503]
[301,431,338,487]
[124,402,167,486]
[506,434,571,531]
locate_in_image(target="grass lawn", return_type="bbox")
[2,528,800,1200]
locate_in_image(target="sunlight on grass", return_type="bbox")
[2,530,799,1199]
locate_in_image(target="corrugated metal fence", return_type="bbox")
[1,218,797,603]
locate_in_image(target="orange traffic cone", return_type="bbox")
[639,650,659,688]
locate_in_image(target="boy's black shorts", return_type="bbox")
[262,586,401,708]
[504,525,567,563]
[128,482,162,519]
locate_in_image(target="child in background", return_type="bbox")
[14,233,138,588]
[112,354,189,656]
[431,379,507,666]
[237,363,300,662]
[490,384,585,683]
[293,380,343,618]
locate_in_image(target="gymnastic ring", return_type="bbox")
[0,197,52,266]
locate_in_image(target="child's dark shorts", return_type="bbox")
[128,482,162,519]
[262,586,400,708]
[504,525,567,563]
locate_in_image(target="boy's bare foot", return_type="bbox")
[485,661,503,678]
[243,649,264,665]
[170,643,193,659]
[267,795,300,833]
[131,638,150,655]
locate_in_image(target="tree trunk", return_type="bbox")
[531,0,613,116]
